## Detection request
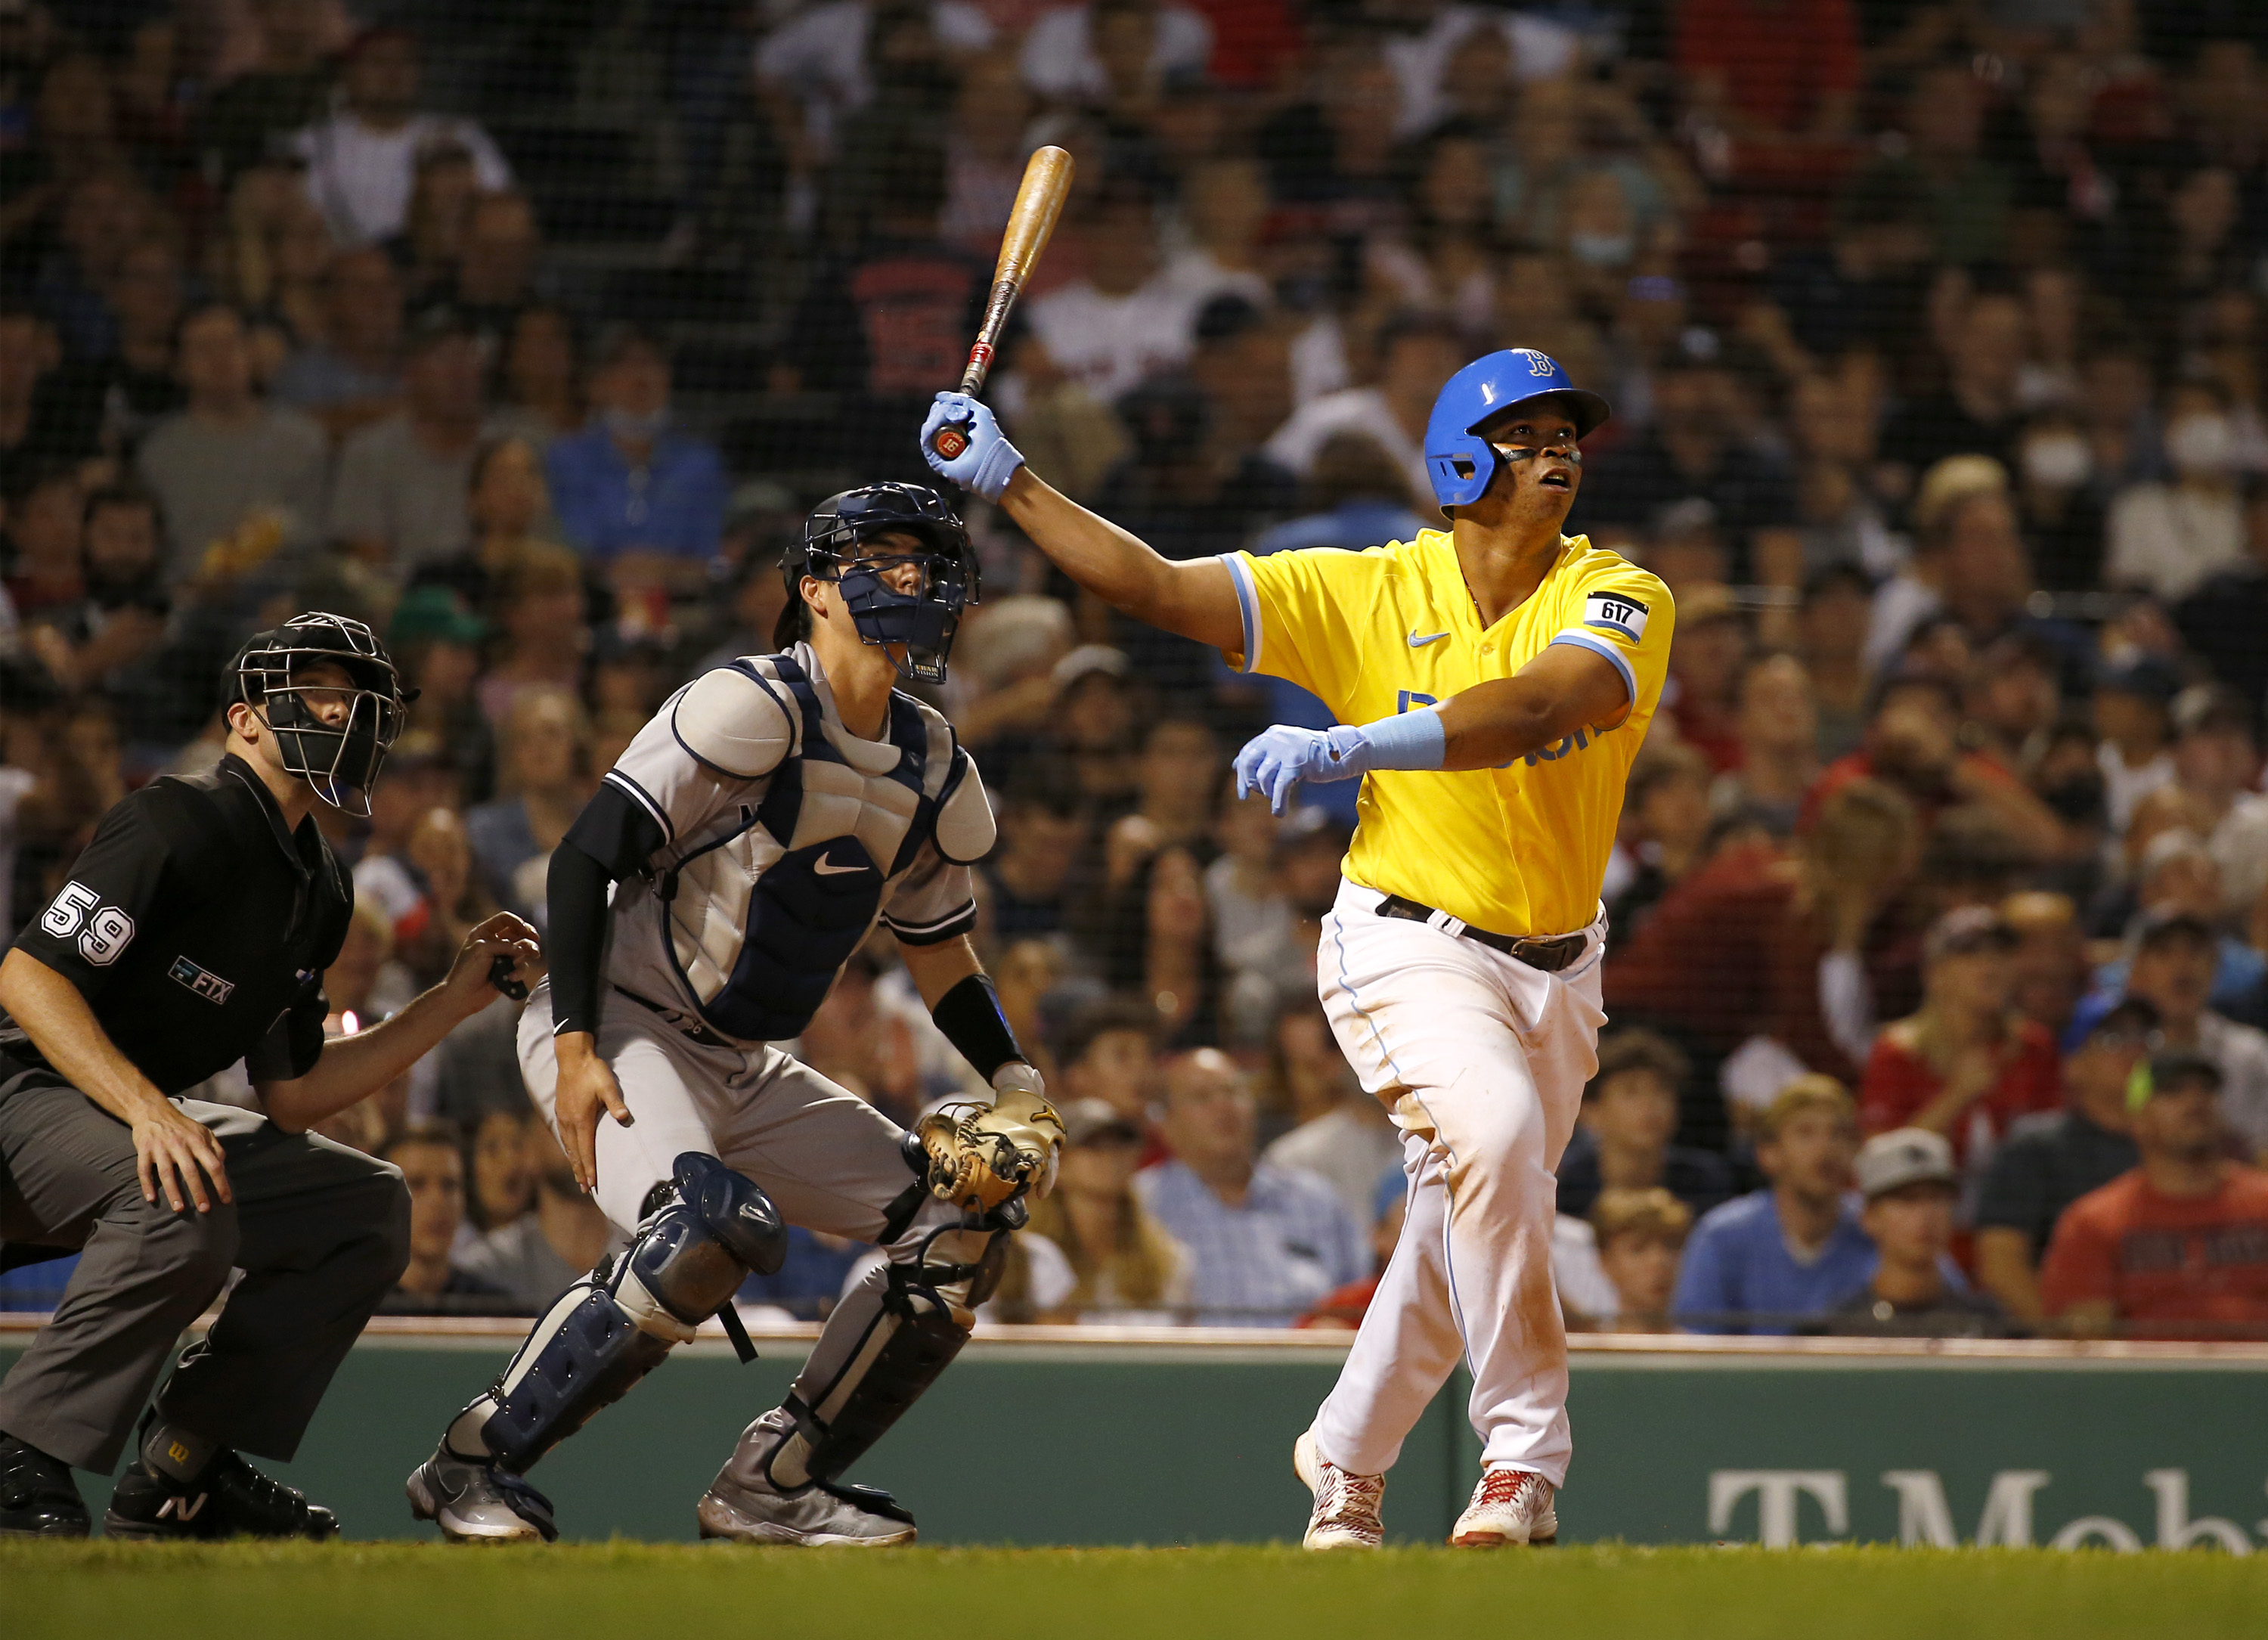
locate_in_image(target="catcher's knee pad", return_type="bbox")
[767,1226,1006,1488]
[456,1154,786,1472]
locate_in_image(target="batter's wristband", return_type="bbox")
[931,972,1026,1083]
[1352,706,1447,771]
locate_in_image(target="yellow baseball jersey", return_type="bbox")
[1222,529,1673,939]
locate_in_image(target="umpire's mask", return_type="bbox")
[228,612,414,817]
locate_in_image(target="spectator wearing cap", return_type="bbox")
[2093,654,2180,840]
[1023,1097,1194,1324]
[1672,1077,1874,1335]
[2107,377,2248,605]
[288,28,513,247]
[2040,1053,2268,1339]
[1572,331,1802,594]
[544,324,727,579]
[1859,907,2061,1180]
[1263,314,1464,521]
[1046,643,1141,807]
[1554,1030,1735,1221]
[1826,1128,2011,1337]
[136,301,328,584]
[1302,1164,1409,1331]
[389,583,494,799]
[2170,477,2268,712]
[1973,997,2152,1322]
[2090,838,2268,1026]
[329,305,488,571]
[2168,685,2268,919]
[1136,1048,1367,1325]
[2107,910,2268,1157]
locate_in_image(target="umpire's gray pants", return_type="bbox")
[0,1076,411,1472]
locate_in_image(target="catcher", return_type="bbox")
[404,482,1060,1546]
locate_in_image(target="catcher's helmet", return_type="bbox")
[1424,349,1611,510]
[226,611,412,817]
[778,482,977,685]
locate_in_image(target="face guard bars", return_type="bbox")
[235,612,410,817]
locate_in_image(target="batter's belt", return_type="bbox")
[1374,894,1589,973]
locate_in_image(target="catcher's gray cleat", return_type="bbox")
[407,1447,559,1544]
[696,1410,917,1546]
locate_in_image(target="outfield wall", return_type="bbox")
[6,1320,2267,1549]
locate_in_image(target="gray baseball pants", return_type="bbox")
[0,1071,411,1472]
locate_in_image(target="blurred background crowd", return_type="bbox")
[3,0,2268,1338]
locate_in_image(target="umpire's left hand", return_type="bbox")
[443,913,544,1017]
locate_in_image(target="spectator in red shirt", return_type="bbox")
[1861,905,2062,1176]
[1675,0,1860,150]
[2040,1053,2268,1339]
[1609,776,1920,1115]
[1803,665,2070,861]
[1660,583,1749,774]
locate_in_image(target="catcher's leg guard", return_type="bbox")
[445,1154,786,1472]
[754,1211,1009,1490]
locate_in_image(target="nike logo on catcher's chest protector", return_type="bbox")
[813,852,868,876]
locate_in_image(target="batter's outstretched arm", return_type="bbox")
[1234,643,1634,813]
[999,468,1243,650]
[920,391,1241,651]
[1433,643,1634,770]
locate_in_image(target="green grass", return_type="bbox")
[8,1542,2268,1639]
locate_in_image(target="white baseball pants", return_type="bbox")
[1309,880,1606,1487]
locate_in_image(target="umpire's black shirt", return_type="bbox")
[0,754,353,1095]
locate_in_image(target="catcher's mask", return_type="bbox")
[227,611,414,817]
[779,482,977,686]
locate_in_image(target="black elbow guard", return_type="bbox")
[930,974,1024,1084]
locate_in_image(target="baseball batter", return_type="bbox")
[404,482,1061,1546]
[922,349,1672,1547]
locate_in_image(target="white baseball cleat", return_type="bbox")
[1294,1428,1385,1550]
[1449,1465,1558,1547]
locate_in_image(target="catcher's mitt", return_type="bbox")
[914,1068,1064,1216]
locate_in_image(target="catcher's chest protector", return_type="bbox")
[663,655,966,1042]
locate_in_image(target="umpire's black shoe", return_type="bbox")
[104,1452,339,1541]
[0,1434,89,1537]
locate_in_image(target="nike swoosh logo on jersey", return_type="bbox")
[813,854,867,876]
[1408,629,1450,646]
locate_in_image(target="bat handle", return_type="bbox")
[930,346,999,463]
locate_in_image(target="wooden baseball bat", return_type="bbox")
[931,144,1075,462]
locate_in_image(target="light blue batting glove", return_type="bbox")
[922,391,1026,502]
[1234,725,1370,816]
[1234,711,1448,816]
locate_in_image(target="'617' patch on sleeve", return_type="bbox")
[1584,591,1650,642]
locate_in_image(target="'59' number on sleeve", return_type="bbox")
[41,880,137,966]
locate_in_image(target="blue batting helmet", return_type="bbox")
[1424,349,1612,510]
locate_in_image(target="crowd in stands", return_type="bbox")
[6,0,2268,1338]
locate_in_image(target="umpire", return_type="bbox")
[0,612,540,1539]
